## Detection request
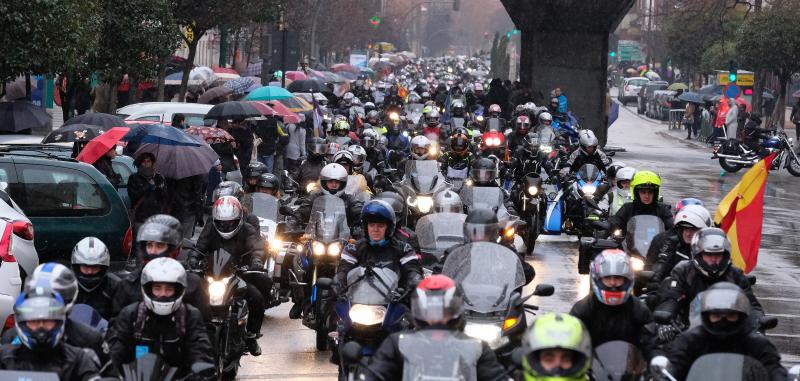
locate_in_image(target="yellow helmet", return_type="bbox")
[521,313,592,381]
[629,170,661,202]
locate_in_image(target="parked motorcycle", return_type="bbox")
[713,130,800,176]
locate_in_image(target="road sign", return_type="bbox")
[724,84,741,99]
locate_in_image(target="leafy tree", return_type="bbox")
[736,2,800,124]
[699,41,736,74]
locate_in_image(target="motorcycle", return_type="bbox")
[201,248,251,380]
[395,160,451,228]
[712,130,800,176]
[415,212,467,269]
[651,353,768,381]
[326,266,408,380]
[68,303,109,332]
[591,341,647,381]
[565,164,611,237]
[441,241,554,366]
[551,112,581,145]
[625,215,664,294]
[459,184,525,254]
[297,195,350,350]
[118,353,214,381]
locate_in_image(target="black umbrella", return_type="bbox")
[286,79,327,93]
[0,101,51,132]
[42,123,104,143]
[64,113,126,129]
[204,101,262,120]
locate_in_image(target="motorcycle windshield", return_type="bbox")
[591,341,646,381]
[405,160,441,193]
[346,266,399,305]
[536,127,557,145]
[416,213,467,256]
[577,164,602,183]
[460,186,503,214]
[441,242,525,314]
[405,104,423,114]
[0,371,59,381]
[122,353,178,381]
[68,304,108,332]
[208,248,236,278]
[685,354,768,381]
[242,193,279,222]
[625,215,664,257]
[330,136,351,146]
[397,329,482,381]
[305,195,349,243]
[486,118,502,132]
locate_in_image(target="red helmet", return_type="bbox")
[515,115,531,135]
[411,275,464,328]
[488,104,502,114]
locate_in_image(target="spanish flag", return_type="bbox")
[713,152,777,273]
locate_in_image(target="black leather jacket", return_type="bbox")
[335,238,423,292]
[0,342,100,381]
[75,272,122,320]
[570,294,656,359]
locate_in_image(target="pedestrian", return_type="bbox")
[791,99,800,148]
[725,97,739,140]
[225,119,254,175]
[167,174,206,239]
[93,147,122,188]
[253,117,287,173]
[554,87,568,114]
[284,115,307,175]
[128,152,169,233]
[683,102,696,139]
[209,122,237,178]
[171,113,187,129]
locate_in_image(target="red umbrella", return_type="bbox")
[248,101,277,116]
[285,71,308,81]
[185,126,234,144]
[259,101,301,124]
[735,97,752,113]
[330,63,359,74]
[76,127,129,164]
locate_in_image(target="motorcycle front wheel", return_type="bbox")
[719,158,744,173]
[524,210,540,256]
[786,154,800,177]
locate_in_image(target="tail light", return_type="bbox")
[122,226,133,256]
[0,223,14,262]
[11,220,33,240]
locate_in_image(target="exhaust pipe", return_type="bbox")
[722,158,759,165]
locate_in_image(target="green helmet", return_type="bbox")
[422,105,433,116]
[521,313,592,381]
[629,170,661,202]
[334,120,350,132]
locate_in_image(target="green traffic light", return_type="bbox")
[729,73,737,82]
[506,32,511,38]
[610,51,616,57]
[275,70,283,78]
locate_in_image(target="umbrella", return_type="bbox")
[359,68,375,79]
[248,101,277,116]
[678,92,705,104]
[164,72,202,86]
[121,123,203,156]
[735,97,752,113]
[244,61,263,77]
[2,77,36,101]
[64,113,126,129]
[224,77,256,96]
[252,101,301,124]
[42,124,104,144]
[644,71,661,81]
[0,101,51,132]
[285,71,308,81]
[134,142,218,179]
[245,86,294,101]
[76,127,129,164]
[330,63,358,74]
[204,101,262,120]
[198,86,233,104]
[213,67,240,80]
[667,83,689,91]
[286,79,327,93]
[190,67,217,85]
[337,71,357,81]
[762,91,775,100]
[185,126,234,145]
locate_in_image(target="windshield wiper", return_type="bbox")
[491,284,509,308]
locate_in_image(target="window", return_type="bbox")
[184,113,207,126]
[134,115,161,122]
[112,161,134,187]
[16,164,109,216]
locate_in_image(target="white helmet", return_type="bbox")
[524,102,537,111]
[434,190,463,214]
[410,135,432,160]
[24,263,78,311]
[212,196,244,240]
[343,92,355,103]
[578,130,599,151]
[615,167,636,188]
[71,237,111,292]
[347,145,367,167]
[333,150,355,172]
[675,205,712,229]
[538,112,552,124]
[140,257,187,316]
[319,163,349,196]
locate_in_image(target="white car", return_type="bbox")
[116,102,213,126]
[0,190,38,334]
[618,77,649,106]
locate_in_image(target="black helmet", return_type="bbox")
[699,282,751,337]
[470,157,497,184]
[307,137,327,159]
[690,227,732,279]
[136,221,182,262]
[463,208,499,242]
[245,162,268,180]
[256,173,281,195]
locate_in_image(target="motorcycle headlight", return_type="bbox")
[429,143,438,156]
[464,323,506,348]
[503,227,516,239]
[407,195,434,214]
[328,242,341,257]
[208,277,231,306]
[612,229,623,238]
[269,238,283,252]
[312,241,326,256]
[402,130,409,137]
[389,112,399,121]
[581,184,597,196]
[306,182,317,193]
[527,186,539,196]
[476,115,484,122]
[349,304,386,326]
[631,257,645,272]
[539,145,553,153]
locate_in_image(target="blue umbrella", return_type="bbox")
[121,123,203,156]
[678,92,705,104]
[245,86,294,101]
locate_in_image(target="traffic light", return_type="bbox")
[728,60,737,83]
[274,70,283,78]
[609,51,616,57]
[369,15,382,28]
[506,31,511,39]
[453,0,460,11]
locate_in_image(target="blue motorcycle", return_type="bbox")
[551,112,580,145]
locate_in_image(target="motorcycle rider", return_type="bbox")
[374,191,422,258]
[254,173,282,197]
[331,120,356,147]
[608,166,636,216]
[347,145,368,175]
[450,99,468,129]
[385,116,410,169]
[434,189,464,214]
[360,128,387,173]
[664,284,785,381]
[107,257,214,376]
[741,113,775,157]
[71,237,121,320]
[297,137,328,190]
[334,200,423,295]
[569,250,656,358]
[463,156,515,220]
[646,201,711,292]
[537,112,553,132]
[654,228,764,339]
[0,291,100,380]
[191,196,267,355]
[422,108,444,142]
[519,313,592,381]
[507,115,531,153]
[364,275,506,380]
[243,162,270,193]
[561,130,610,175]
[610,170,673,234]
[439,129,474,182]
[296,163,364,226]
[410,135,433,161]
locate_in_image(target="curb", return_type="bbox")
[655,131,707,150]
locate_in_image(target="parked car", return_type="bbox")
[0,149,132,267]
[638,81,668,116]
[653,90,678,121]
[0,188,38,336]
[618,77,649,106]
[116,102,213,126]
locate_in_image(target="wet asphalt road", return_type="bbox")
[238,99,800,379]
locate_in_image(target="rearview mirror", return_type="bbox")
[759,316,778,331]
[534,284,554,297]
[746,274,757,285]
